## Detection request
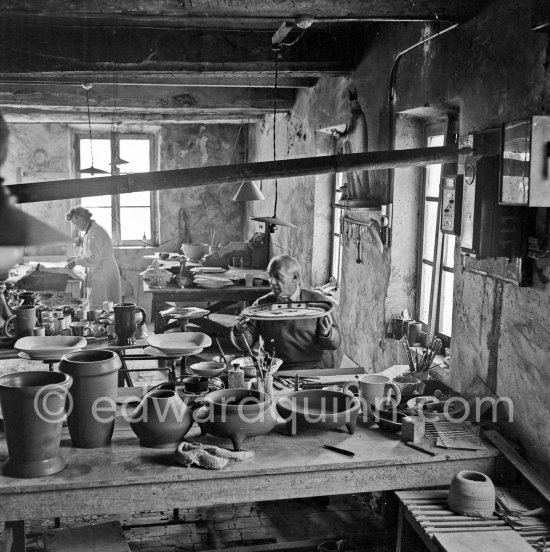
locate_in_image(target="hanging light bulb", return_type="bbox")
[233,180,265,201]
[77,83,108,175]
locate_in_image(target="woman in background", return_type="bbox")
[65,206,121,309]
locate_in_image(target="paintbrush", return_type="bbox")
[242,338,263,380]
[214,338,228,363]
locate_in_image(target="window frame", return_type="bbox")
[74,131,159,247]
[416,120,455,347]
[330,170,344,281]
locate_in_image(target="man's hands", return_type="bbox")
[233,312,252,336]
[317,314,333,338]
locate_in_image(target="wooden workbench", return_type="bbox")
[0,410,499,526]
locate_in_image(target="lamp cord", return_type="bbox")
[273,52,279,217]
[85,87,95,169]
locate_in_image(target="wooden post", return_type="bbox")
[7,145,460,204]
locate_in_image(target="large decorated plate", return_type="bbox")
[241,301,334,321]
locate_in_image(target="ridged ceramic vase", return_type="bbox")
[448,470,496,518]
[0,371,72,478]
[59,349,121,448]
[129,389,193,448]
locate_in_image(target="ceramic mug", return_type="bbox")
[69,321,93,338]
[358,374,401,419]
[15,305,37,337]
[113,303,147,346]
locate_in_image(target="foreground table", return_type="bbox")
[0,408,499,550]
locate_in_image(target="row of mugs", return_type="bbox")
[30,321,107,338]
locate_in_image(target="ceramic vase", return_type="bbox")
[0,371,72,478]
[129,389,193,448]
[59,349,121,448]
[448,470,496,518]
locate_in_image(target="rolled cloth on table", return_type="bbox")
[174,442,254,470]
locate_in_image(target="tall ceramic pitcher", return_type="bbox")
[113,302,147,346]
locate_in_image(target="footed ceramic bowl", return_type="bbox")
[195,388,277,450]
[276,389,360,436]
[181,243,209,263]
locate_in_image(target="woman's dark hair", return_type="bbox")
[66,206,93,222]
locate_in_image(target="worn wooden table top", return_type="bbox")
[0,402,499,522]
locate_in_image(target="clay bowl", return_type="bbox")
[181,243,209,263]
[195,388,277,450]
[189,361,226,378]
[233,356,283,377]
[276,389,360,436]
[392,375,422,395]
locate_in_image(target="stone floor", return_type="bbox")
[4,492,409,551]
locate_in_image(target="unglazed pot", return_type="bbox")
[129,389,193,448]
[0,371,72,478]
[195,388,277,450]
[448,470,496,518]
[59,349,121,448]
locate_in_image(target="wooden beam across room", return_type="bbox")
[0,0,492,26]
[0,84,296,122]
[8,145,460,203]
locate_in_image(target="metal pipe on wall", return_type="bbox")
[8,145,460,204]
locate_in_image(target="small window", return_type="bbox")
[417,122,455,343]
[76,133,158,246]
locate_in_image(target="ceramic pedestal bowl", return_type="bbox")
[181,243,210,263]
[195,388,277,450]
[276,389,361,436]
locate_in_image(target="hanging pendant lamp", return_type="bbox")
[77,83,108,176]
[233,180,265,201]
[250,52,296,229]
[109,76,129,167]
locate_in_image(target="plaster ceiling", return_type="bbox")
[0,0,492,124]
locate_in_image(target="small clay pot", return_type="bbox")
[393,375,422,395]
[448,470,496,518]
[129,389,193,448]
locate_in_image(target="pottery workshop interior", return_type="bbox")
[0,1,550,551]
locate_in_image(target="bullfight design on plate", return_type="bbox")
[242,301,334,321]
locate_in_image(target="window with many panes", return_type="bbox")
[418,122,455,343]
[331,171,344,281]
[75,133,158,246]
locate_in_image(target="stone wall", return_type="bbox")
[250,0,550,471]
[2,122,245,316]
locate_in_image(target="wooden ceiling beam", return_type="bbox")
[0,1,491,26]
[0,72,319,89]
[8,145,460,204]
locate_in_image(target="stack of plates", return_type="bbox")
[193,275,234,289]
[14,336,87,360]
[191,267,227,274]
[147,332,212,355]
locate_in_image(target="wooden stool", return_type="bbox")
[394,489,533,552]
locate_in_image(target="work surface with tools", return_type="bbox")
[0,391,499,525]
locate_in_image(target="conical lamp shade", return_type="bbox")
[0,187,71,246]
[232,181,265,202]
[110,155,129,166]
[78,165,109,175]
[250,215,297,228]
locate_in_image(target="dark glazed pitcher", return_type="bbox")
[113,302,147,346]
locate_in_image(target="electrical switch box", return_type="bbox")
[441,175,463,235]
[500,116,550,206]
[461,154,526,259]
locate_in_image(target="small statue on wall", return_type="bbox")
[337,90,378,207]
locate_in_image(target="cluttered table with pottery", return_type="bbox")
[0,336,500,529]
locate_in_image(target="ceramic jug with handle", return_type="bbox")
[113,302,147,346]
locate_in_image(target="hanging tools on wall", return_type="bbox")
[339,216,385,260]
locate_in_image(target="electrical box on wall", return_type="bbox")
[441,175,463,235]
[500,116,550,206]
[461,154,526,259]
